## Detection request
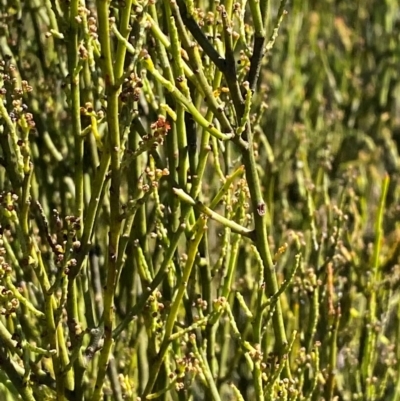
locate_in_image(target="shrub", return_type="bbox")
[0,0,399,400]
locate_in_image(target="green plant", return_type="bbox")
[0,0,399,400]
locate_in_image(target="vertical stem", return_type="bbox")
[325,307,341,401]
[234,129,288,352]
[91,0,133,399]
[65,2,89,396]
[142,221,206,397]
[67,0,84,228]
[361,174,389,394]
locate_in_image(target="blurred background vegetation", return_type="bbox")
[0,0,399,400]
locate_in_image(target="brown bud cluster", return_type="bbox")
[120,73,143,103]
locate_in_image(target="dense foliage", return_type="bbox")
[0,0,399,400]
